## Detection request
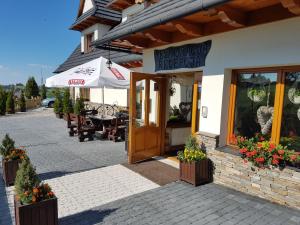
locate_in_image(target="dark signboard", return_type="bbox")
[154,40,212,71]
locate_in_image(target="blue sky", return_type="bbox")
[0,1,80,85]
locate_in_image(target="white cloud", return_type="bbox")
[27,64,53,69]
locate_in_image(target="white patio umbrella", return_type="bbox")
[46,57,131,112]
[46,57,131,89]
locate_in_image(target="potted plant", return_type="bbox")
[14,159,58,225]
[74,97,85,116]
[177,135,210,186]
[1,134,26,186]
[53,89,63,118]
[62,88,73,120]
[247,88,266,103]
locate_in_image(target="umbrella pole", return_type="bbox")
[102,87,105,117]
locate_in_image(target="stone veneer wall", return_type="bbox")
[196,132,300,210]
[209,149,300,209]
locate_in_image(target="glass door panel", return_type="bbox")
[148,80,159,127]
[280,72,300,152]
[135,79,146,127]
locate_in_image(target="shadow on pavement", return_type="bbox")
[0,173,13,225]
[59,208,118,225]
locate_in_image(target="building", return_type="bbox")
[91,0,300,209]
[54,0,143,107]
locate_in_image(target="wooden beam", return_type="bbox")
[139,29,171,44]
[280,0,300,15]
[167,20,203,37]
[218,6,246,27]
[206,6,246,28]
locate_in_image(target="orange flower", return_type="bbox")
[33,188,39,194]
[32,196,36,203]
[24,191,29,196]
[48,191,54,197]
[278,150,285,155]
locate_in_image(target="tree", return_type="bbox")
[0,134,15,158]
[25,77,39,99]
[63,89,73,114]
[53,89,63,114]
[0,86,6,115]
[15,158,41,204]
[74,97,85,115]
[19,90,26,112]
[40,84,47,100]
[6,89,15,114]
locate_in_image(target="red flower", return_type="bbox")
[272,159,279,165]
[269,143,276,152]
[273,154,280,159]
[257,143,262,148]
[255,157,265,163]
[259,136,265,141]
[278,150,285,155]
[246,152,252,158]
[240,137,245,142]
[290,155,297,161]
[239,148,247,154]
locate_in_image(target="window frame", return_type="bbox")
[227,66,300,146]
[84,33,94,53]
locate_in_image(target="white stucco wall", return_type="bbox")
[82,0,94,14]
[89,88,128,107]
[143,17,300,146]
[81,24,111,52]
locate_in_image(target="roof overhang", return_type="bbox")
[93,0,300,52]
[106,0,159,11]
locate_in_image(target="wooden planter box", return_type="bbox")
[2,159,20,186]
[14,196,58,225]
[179,159,211,186]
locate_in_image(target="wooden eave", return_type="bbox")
[108,0,300,51]
[106,0,159,11]
[71,16,119,31]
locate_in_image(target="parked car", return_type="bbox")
[42,97,55,108]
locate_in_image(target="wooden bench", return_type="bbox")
[67,113,78,136]
[77,115,96,142]
[107,117,127,142]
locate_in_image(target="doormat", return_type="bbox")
[122,159,179,186]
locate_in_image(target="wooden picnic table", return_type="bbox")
[88,115,116,133]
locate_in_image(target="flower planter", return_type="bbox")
[2,159,20,186]
[179,159,210,186]
[14,196,58,225]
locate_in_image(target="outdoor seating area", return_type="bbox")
[65,103,129,143]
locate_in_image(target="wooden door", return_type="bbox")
[129,72,163,163]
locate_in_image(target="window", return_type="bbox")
[80,88,90,101]
[228,67,300,154]
[85,33,94,53]
[280,71,300,152]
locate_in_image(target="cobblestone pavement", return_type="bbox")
[59,182,300,225]
[0,109,127,179]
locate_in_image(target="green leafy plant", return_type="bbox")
[0,86,7,115]
[63,89,73,114]
[40,84,47,100]
[74,97,85,115]
[294,89,300,97]
[0,134,26,161]
[248,88,266,98]
[25,77,39,99]
[177,135,207,162]
[53,89,63,114]
[0,134,15,157]
[15,159,55,205]
[6,89,15,114]
[19,90,26,112]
